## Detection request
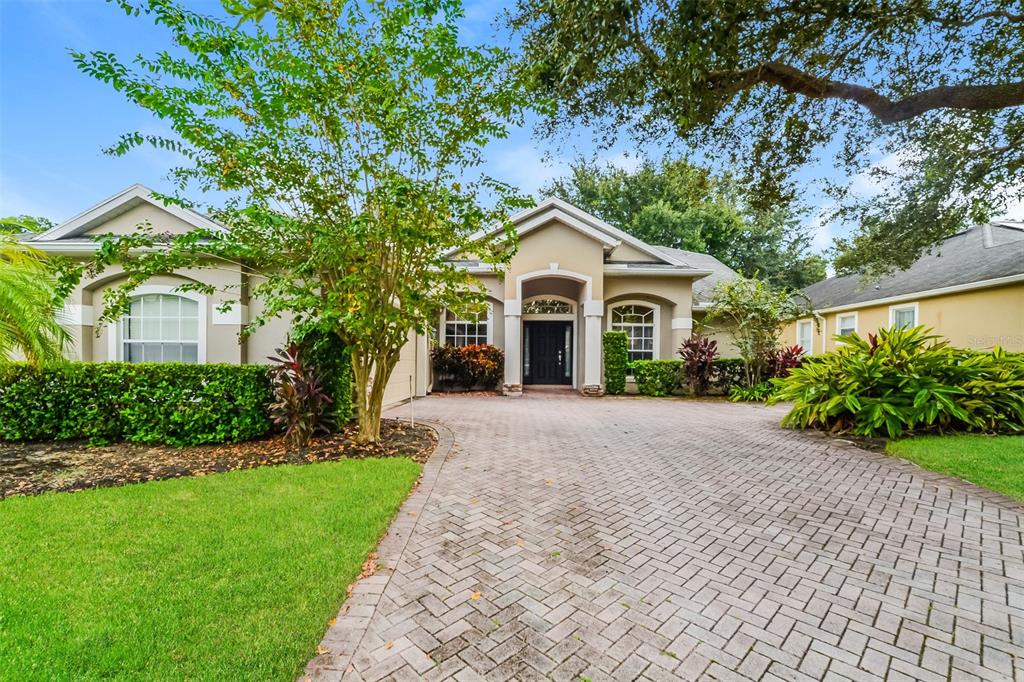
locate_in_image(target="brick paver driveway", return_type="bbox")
[308,393,1024,681]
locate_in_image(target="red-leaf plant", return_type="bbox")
[268,343,333,448]
[679,335,719,396]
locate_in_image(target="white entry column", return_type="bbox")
[503,299,523,395]
[582,300,604,396]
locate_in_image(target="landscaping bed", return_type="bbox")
[0,418,435,499]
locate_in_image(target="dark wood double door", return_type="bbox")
[523,321,573,385]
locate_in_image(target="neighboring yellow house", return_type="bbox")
[783,222,1024,353]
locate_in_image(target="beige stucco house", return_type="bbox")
[25,186,736,404]
[783,222,1024,354]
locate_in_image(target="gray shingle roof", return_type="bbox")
[653,246,738,302]
[804,223,1024,309]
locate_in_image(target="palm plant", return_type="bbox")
[0,234,70,366]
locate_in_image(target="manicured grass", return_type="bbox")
[887,434,1024,501]
[0,458,420,680]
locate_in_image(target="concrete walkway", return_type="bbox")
[307,394,1024,681]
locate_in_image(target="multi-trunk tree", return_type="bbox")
[72,0,533,443]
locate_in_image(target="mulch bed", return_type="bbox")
[0,418,436,499]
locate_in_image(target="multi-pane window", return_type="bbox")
[611,304,656,364]
[891,305,917,328]
[796,319,813,354]
[443,305,490,347]
[122,294,200,363]
[523,298,573,315]
[836,313,857,336]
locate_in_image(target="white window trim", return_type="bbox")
[796,318,814,354]
[107,284,208,363]
[607,299,662,362]
[835,311,859,338]
[521,294,576,321]
[439,301,494,346]
[889,301,919,328]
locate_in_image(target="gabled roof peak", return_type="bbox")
[33,184,224,241]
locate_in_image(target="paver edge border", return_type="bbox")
[302,419,456,681]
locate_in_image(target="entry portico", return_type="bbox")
[444,197,736,395]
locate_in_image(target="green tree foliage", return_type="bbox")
[512,1,1024,277]
[0,216,56,236]
[703,275,809,386]
[0,234,70,366]
[543,159,826,288]
[70,0,533,443]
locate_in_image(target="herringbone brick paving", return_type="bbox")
[306,393,1024,681]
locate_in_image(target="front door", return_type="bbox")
[524,321,572,385]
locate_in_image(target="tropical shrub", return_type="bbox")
[0,363,272,445]
[632,359,684,396]
[729,382,775,402]
[268,344,334,448]
[291,327,353,423]
[770,326,1024,437]
[603,331,628,395]
[430,344,503,390]
[679,335,719,395]
[769,345,805,378]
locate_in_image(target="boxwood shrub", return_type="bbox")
[0,363,273,446]
[711,358,746,394]
[602,331,628,395]
[631,359,684,397]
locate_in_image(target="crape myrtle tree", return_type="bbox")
[512,1,1024,277]
[71,0,533,443]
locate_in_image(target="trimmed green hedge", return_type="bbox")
[0,363,273,446]
[631,359,684,397]
[603,331,628,395]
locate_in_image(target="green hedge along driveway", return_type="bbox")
[0,458,420,680]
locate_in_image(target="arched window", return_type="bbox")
[522,298,573,315]
[609,302,659,364]
[122,293,200,363]
[442,303,491,347]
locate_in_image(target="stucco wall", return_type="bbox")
[83,202,201,237]
[781,282,1024,353]
[504,220,605,300]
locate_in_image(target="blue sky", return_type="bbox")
[0,0,955,253]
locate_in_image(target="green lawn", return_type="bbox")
[887,434,1024,501]
[0,458,420,680]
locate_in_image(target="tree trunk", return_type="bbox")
[351,347,400,445]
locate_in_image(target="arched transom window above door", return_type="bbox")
[609,302,660,364]
[522,297,574,315]
[122,293,201,363]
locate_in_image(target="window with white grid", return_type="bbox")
[610,304,656,364]
[122,294,200,363]
[443,305,490,347]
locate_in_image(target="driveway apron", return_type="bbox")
[307,394,1024,681]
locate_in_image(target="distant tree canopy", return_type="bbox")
[513,1,1024,277]
[543,158,827,289]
